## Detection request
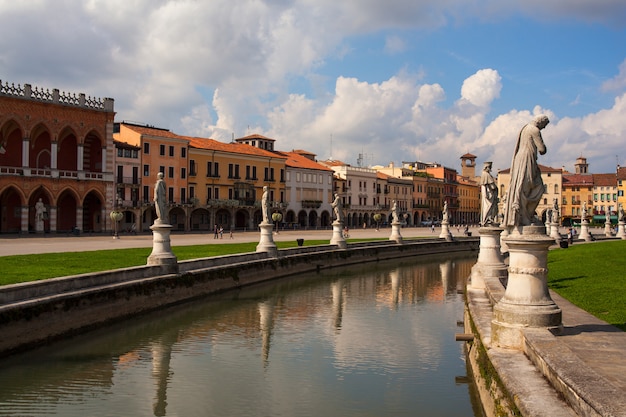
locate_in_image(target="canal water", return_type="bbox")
[0,254,484,417]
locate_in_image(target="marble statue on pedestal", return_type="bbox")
[154,172,168,224]
[332,193,344,223]
[480,161,499,226]
[261,186,271,224]
[503,114,549,228]
[34,198,46,232]
[492,115,561,349]
[391,200,399,223]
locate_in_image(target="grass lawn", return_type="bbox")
[0,240,334,285]
[547,240,626,331]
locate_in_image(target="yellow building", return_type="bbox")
[457,175,480,225]
[114,122,191,231]
[114,124,287,232]
[497,164,563,223]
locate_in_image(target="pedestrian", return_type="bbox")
[214,224,219,239]
[229,229,233,239]
[219,227,223,239]
[431,224,435,233]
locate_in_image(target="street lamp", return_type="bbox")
[373,213,382,230]
[110,197,123,239]
[272,212,283,233]
[110,210,123,239]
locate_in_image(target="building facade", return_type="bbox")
[0,81,115,234]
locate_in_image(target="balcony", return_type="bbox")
[301,200,322,209]
[116,176,140,185]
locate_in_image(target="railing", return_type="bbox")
[0,166,24,175]
[0,81,114,112]
[116,176,140,185]
[302,200,322,209]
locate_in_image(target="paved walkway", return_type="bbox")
[0,225,469,256]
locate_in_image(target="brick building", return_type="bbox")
[0,81,115,234]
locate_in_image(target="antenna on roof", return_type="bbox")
[231,132,234,143]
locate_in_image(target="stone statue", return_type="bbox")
[331,193,344,223]
[605,210,611,224]
[154,172,168,224]
[35,198,46,232]
[391,200,399,223]
[551,198,559,224]
[442,201,449,223]
[619,203,624,222]
[480,161,499,226]
[503,114,549,227]
[581,201,588,220]
[261,185,271,224]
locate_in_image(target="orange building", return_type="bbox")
[114,122,191,230]
[0,82,115,234]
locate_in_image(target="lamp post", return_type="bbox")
[110,197,123,239]
[373,213,382,231]
[272,212,282,234]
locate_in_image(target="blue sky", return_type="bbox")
[1,0,625,174]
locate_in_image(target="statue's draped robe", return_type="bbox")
[480,171,498,226]
[503,123,546,227]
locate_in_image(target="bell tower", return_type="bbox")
[460,153,477,178]
[575,156,588,174]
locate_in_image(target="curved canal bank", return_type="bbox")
[0,238,478,357]
[464,261,626,417]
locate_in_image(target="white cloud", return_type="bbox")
[459,69,502,108]
[1,0,625,173]
[601,59,626,92]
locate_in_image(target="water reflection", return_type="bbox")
[0,253,480,417]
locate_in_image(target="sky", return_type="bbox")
[1,0,626,175]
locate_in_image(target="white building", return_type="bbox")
[279,150,334,228]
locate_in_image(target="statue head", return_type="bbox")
[157,172,164,180]
[533,114,550,129]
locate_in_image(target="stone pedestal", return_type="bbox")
[500,227,510,254]
[256,222,278,257]
[470,226,507,290]
[439,220,453,241]
[604,222,613,237]
[549,222,561,242]
[491,225,561,349]
[578,219,591,241]
[330,221,347,249]
[147,221,178,270]
[389,221,403,244]
[617,221,626,239]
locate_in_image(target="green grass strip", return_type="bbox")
[0,240,333,285]
[547,240,626,331]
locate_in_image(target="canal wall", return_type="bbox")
[0,239,478,357]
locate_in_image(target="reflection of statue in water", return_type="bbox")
[261,186,271,224]
[154,172,168,224]
[503,114,549,227]
[332,193,344,223]
[391,200,399,223]
[35,198,46,232]
[480,161,499,226]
